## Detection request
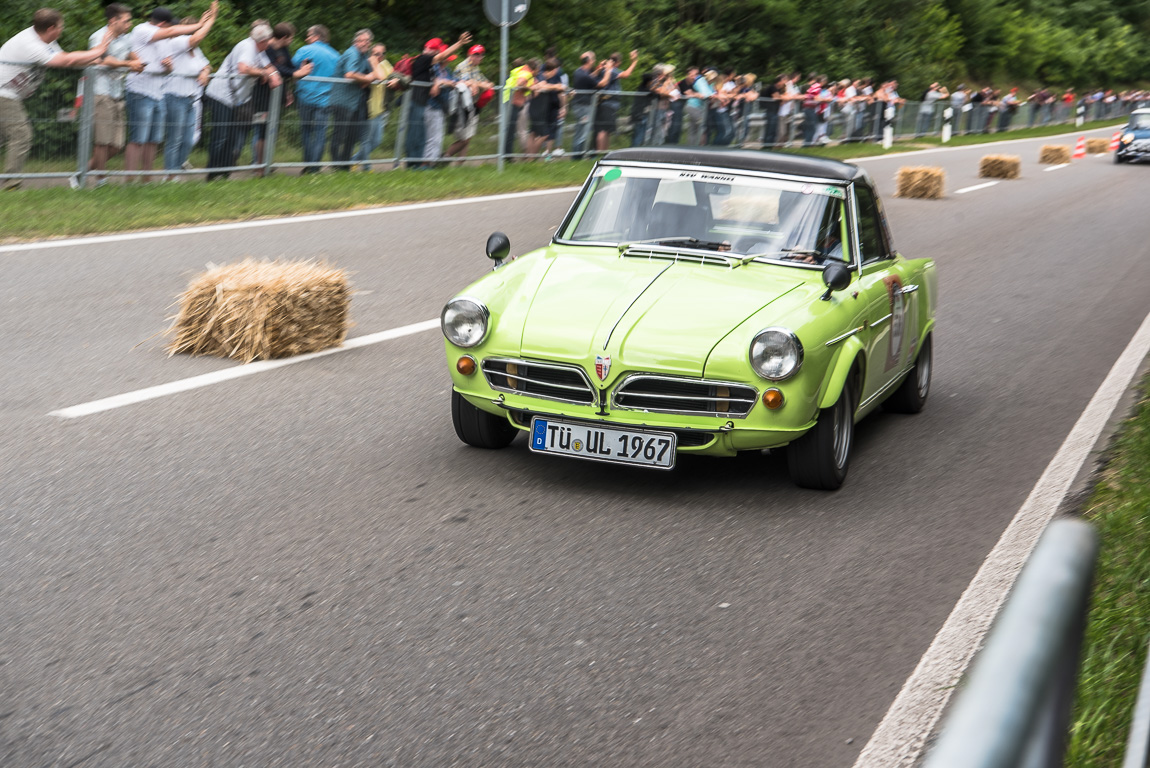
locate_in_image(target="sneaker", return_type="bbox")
[68,173,81,190]
[181,160,194,170]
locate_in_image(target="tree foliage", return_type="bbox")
[3,0,1147,99]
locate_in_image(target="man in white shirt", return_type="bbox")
[78,3,142,187]
[0,8,111,189]
[202,23,279,180]
[159,10,215,179]
[124,3,216,178]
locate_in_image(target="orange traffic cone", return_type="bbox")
[1072,136,1086,159]
[1110,131,1122,151]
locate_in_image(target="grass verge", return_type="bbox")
[1,118,1128,242]
[1066,373,1150,767]
[0,161,595,242]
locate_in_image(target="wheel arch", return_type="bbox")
[817,338,865,411]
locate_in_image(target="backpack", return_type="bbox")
[394,55,414,77]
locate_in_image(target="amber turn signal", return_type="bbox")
[456,356,477,376]
[762,388,784,410]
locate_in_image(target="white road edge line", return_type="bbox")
[0,187,582,254]
[48,318,440,419]
[852,306,1150,768]
[1044,163,1071,172]
[953,181,1000,195]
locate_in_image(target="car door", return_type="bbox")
[852,182,911,407]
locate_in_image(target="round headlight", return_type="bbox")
[749,327,803,381]
[441,298,489,348]
[1123,132,1135,143]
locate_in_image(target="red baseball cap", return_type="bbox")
[425,37,446,51]
[469,44,485,55]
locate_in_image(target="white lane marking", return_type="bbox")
[1044,163,1071,172]
[0,187,582,254]
[852,307,1150,768]
[850,125,1122,162]
[49,319,440,419]
[953,181,1000,195]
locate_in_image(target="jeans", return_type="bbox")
[916,109,935,136]
[204,96,237,180]
[666,100,684,145]
[405,101,426,163]
[802,106,818,145]
[760,103,779,146]
[126,90,165,144]
[353,111,388,169]
[570,101,592,158]
[297,100,329,172]
[330,104,363,169]
[502,102,523,157]
[709,109,733,146]
[631,111,648,147]
[162,94,196,171]
[685,103,705,146]
[424,107,445,162]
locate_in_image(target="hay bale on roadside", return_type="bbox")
[168,259,350,363]
[978,154,1021,179]
[895,166,945,199]
[1039,144,1071,164]
[1085,138,1110,154]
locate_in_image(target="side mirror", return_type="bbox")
[820,261,851,301]
[486,231,510,264]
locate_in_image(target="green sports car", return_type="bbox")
[441,148,937,489]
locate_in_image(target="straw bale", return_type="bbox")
[978,154,1021,179]
[168,259,350,363]
[1085,138,1110,154]
[895,166,945,199]
[1039,145,1071,164]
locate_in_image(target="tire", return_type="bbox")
[452,390,518,449]
[884,334,933,414]
[786,377,855,490]
[1114,152,1124,164]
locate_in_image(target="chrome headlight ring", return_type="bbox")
[441,297,490,348]
[749,327,804,381]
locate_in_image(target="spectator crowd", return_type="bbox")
[2,4,1149,188]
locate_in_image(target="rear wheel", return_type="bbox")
[787,378,855,490]
[884,334,932,414]
[452,390,518,449]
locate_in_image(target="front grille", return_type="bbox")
[482,358,596,405]
[613,375,758,418]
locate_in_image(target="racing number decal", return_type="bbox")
[883,275,906,372]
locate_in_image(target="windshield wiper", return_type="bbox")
[621,237,733,252]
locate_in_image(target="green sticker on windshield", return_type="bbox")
[825,187,845,198]
[604,168,623,182]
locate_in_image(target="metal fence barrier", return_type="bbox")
[924,518,1098,768]
[1125,638,1150,768]
[2,62,1147,188]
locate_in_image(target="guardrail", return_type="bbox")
[924,518,1098,768]
[1124,638,1150,768]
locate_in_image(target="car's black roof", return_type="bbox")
[601,147,867,183]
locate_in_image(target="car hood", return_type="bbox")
[511,249,812,377]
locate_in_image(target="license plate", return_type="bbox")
[529,417,677,469]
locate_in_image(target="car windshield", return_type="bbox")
[559,165,851,266]
[1129,113,1150,130]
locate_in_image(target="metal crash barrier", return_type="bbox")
[1125,638,1150,768]
[924,518,1098,768]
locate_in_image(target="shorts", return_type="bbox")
[126,91,165,144]
[93,94,125,149]
[594,100,619,134]
[529,113,557,140]
[456,111,479,141]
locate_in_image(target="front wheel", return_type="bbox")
[452,390,518,449]
[786,380,855,490]
[884,334,932,414]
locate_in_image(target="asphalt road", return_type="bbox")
[2,131,1148,767]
